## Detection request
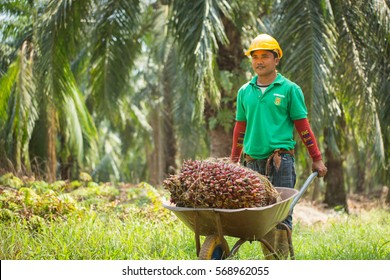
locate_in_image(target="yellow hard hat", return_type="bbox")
[245,34,283,58]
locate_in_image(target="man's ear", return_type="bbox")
[275,58,280,65]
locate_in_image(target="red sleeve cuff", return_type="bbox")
[230,121,246,162]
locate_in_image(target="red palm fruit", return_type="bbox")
[163,159,280,209]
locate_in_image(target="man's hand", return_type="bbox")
[312,160,327,177]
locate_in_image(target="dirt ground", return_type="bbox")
[293,193,389,226]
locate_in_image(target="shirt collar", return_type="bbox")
[249,73,284,86]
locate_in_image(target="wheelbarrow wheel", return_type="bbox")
[198,235,230,260]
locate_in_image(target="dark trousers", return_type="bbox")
[246,154,296,229]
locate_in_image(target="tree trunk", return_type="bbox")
[355,162,365,193]
[147,102,177,185]
[162,57,178,176]
[311,180,321,202]
[208,126,232,158]
[323,128,348,212]
[147,109,163,186]
[351,135,365,193]
[217,15,246,72]
[324,148,347,210]
[46,104,57,182]
[206,14,245,159]
[146,49,178,185]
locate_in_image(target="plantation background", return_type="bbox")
[0,0,389,260]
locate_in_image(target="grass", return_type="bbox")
[292,210,390,260]
[0,173,389,260]
[0,209,195,260]
[1,207,389,260]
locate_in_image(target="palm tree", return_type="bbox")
[270,0,390,208]
[267,0,347,208]
[0,0,148,181]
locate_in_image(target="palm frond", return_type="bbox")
[60,95,84,161]
[36,0,98,168]
[1,41,38,171]
[58,81,98,165]
[0,43,14,75]
[272,0,337,134]
[166,47,208,158]
[40,0,92,56]
[0,0,35,73]
[363,1,390,166]
[330,0,389,168]
[89,0,141,118]
[168,0,232,114]
[0,59,18,123]
[38,0,92,103]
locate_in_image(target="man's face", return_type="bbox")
[251,50,279,77]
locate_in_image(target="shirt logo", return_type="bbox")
[273,93,284,106]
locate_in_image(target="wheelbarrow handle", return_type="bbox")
[289,172,318,213]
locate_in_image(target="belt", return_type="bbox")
[245,149,294,176]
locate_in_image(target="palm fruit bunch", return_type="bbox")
[163,159,280,209]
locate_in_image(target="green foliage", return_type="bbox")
[68,183,119,210]
[0,172,167,228]
[208,108,235,132]
[0,173,24,188]
[168,0,232,109]
[0,185,77,225]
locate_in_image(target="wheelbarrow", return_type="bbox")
[163,172,318,260]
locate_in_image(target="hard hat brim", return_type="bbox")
[245,48,282,58]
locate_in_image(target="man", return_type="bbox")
[230,34,327,259]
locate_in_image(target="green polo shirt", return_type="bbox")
[236,73,307,159]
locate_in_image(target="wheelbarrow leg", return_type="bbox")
[214,212,224,242]
[228,239,247,258]
[287,228,295,259]
[196,212,230,260]
[259,237,279,260]
[194,212,201,257]
[277,223,295,260]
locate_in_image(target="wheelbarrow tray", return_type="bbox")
[163,187,298,241]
